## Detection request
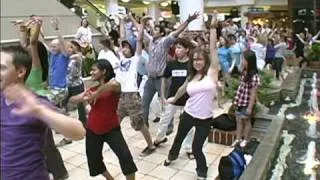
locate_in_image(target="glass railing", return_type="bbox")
[59,0,110,35]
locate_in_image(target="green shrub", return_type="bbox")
[307,43,320,61]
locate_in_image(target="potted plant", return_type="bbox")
[307,43,320,68]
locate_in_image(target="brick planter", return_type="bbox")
[208,129,237,146]
[308,61,320,69]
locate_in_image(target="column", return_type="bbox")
[148,2,160,23]
[288,0,293,31]
[240,5,249,28]
[179,0,204,31]
[105,0,118,15]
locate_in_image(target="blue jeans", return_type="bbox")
[142,77,162,123]
[235,106,249,119]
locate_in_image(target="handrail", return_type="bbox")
[84,0,108,17]
[58,0,111,34]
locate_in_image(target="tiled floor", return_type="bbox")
[54,98,233,180]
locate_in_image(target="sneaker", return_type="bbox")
[56,138,72,147]
[231,139,241,147]
[153,117,160,123]
[140,146,156,157]
[240,140,248,148]
[197,176,206,180]
[154,137,168,147]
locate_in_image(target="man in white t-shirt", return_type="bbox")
[98,38,120,73]
[116,17,156,156]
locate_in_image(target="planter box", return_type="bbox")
[308,61,320,69]
[208,129,237,146]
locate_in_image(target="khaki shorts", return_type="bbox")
[117,92,146,131]
[47,87,68,106]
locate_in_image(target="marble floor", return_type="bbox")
[54,97,234,180]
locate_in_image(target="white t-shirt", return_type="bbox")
[250,43,266,70]
[75,26,92,44]
[98,49,120,72]
[116,54,140,92]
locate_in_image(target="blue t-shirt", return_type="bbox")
[218,47,232,72]
[49,52,69,88]
[0,95,50,180]
[229,43,243,69]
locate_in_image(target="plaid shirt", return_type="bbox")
[234,73,260,107]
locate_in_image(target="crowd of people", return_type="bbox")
[1,9,320,180]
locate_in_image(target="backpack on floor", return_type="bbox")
[218,148,246,180]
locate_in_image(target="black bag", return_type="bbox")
[218,148,246,180]
[243,138,260,155]
[212,114,237,131]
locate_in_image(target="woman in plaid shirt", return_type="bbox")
[232,50,260,148]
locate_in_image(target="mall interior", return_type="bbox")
[1,0,319,44]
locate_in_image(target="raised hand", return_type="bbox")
[141,16,152,25]
[187,11,200,23]
[210,10,218,28]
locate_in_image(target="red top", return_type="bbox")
[87,86,120,134]
[287,39,294,50]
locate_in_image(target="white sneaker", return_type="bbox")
[240,140,248,147]
[231,139,241,147]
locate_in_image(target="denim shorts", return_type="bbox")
[235,106,250,119]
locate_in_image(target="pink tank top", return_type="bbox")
[184,76,216,119]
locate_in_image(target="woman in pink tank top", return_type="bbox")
[162,12,220,180]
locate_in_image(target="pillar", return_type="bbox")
[148,2,160,23]
[288,0,293,31]
[179,0,204,31]
[240,6,249,28]
[105,0,118,15]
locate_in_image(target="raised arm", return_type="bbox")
[209,11,219,82]
[118,15,126,40]
[51,18,67,54]
[312,30,320,41]
[268,28,277,39]
[295,34,307,45]
[29,17,42,68]
[136,16,150,55]
[170,12,200,38]
[15,19,33,48]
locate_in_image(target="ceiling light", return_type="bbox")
[142,1,150,5]
[160,2,168,7]
[121,0,130,2]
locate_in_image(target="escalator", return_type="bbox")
[59,0,113,36]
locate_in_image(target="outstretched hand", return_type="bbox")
[187,12,200,23]
[165,97,176,104]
